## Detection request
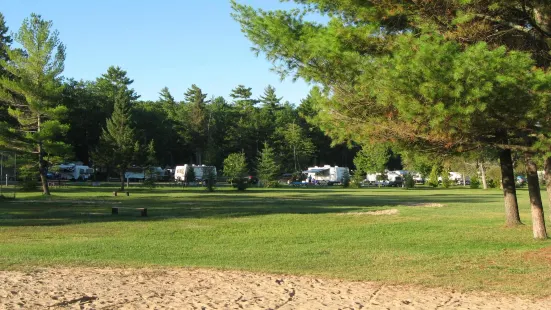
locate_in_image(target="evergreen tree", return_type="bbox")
[0,14,69,195]
[96,66,139,115]
[259,85,282,112]
[184,84,209,164]
[159,87,176,106]
[223,152,248,189]
[256,142,280,187]
[281,122,315,172]
[98,90,138,191]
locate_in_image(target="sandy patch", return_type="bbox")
[1,267,550,309]
[404,203,444,208]
[340,209,399,216]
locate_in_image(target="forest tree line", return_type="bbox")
[0,12,358,193]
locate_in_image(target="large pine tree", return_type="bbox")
[98,90,138,191]
[0,14,69,195]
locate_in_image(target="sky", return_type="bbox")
[2,0,313,105]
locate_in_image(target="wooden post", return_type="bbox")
[141,208,148,217]
[126,192,130,196]
[113,191,118,196]
[112,207,119,215]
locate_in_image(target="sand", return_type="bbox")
[1,268,550,309]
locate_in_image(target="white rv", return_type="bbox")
[365,170,406,187]
[303,165,349,185]
[54,164,94,180]
[174,164,217,182]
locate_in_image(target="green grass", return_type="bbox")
[1,185,550,296]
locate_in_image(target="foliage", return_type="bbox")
[204,166,216,192]
[350,171,364,188]
[487,179,498,189]
[404,173,415,189]
[223,153,248,188]
[341,169,350,188]
[143,140,157,189]
[0,14,69,195]
[185,167,196,184]
[441,170,451,189]
[256,142,280,187]
[470,176,481,189]
[353,144,390,174]
[428,166,440,188]
[97,89,138,190]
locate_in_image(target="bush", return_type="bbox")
[18,166,39,192]
[142,178,156,189]
[233,178,248,191]
[204,167,216,192]
[487,179,497,189]
[404,173,415,189]
[470,176,481,189]
[428,166,439,188]
[342,170,351,188]
[350,172,364,188]
[441,171,451,188]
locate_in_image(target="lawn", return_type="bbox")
[1,185,550,296]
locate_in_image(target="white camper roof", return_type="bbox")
[303,168,329,174]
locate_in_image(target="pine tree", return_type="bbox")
[257,142,280,187]
[259,85,282,112]
[184,84,209,164]
[0,14,69,195]
[99,90,138,191]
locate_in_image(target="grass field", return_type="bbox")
[1,185,550,296]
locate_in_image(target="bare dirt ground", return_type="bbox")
[1,268,550,309]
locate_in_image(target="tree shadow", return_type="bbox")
[0,188,501,227]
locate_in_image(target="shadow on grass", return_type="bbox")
[0,187,501,227]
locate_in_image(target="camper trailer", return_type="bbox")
[174,164,217,182]
[303,165,350,185]
[124,166,165,181]
[54,164,94,181]
[365,170,406,187]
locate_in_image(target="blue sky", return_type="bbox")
[2,0,312,105]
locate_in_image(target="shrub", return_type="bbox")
[350,172,364,188]
[142,178,156,189]
[404,173,415,189]
[233,178,248,191]
[441,171,451,188]
[428,166,439,188]
[470,176,481,189]
[204,167,216,192]
[487,179,497,189]
[342,170,351,188]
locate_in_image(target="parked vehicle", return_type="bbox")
[51,163,94,181]
[124,166,165,181]
[303,165,350,185]
[174,164,217,182]
[365,170,405,187]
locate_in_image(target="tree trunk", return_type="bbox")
[499,149,521,226]
[480,161,488,190]
[37,115,50,195]
[525,154,547,240]
[38,147,50,195]
[119,170,125,191]
[544,157,551,223]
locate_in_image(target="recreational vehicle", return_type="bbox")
[365,170,405,187]
[303,165,349,185]
[53,164,94,181]
[174,164,217,182]
[124,166,165,181]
